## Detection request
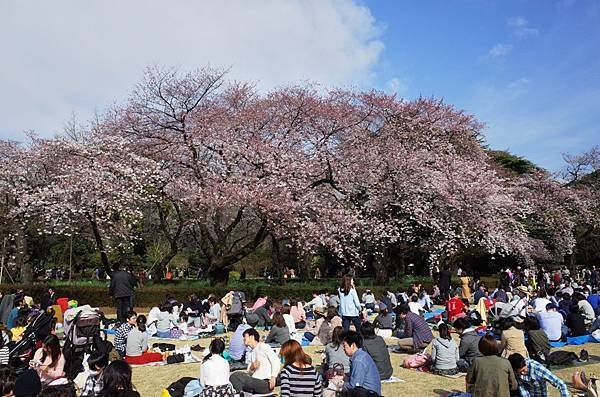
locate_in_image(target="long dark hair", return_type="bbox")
[340,275,353,295]
[203,338,225,363]
[102,360,135,396]
[136,314,147,333]
[438,323,451,341]
[41,334,61,368]
[331,326,344,348]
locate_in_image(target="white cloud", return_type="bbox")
[507,16,539,38]
[488,43,513,58]
[386,77,409,96]
[0,0,385,140]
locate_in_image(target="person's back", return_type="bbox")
[501,325,528,358]
[325,342,350,374]
[279,363,322,397]
[459,330,483,365]
[431,336,459,374]
[265,325,290,345]
[537,310,563,341]
[467,355,516,397]
[228,324,251,361]
[253,305,270,327]
[200,354,230,387]
[567,310,587,336]
[526,329,550,361]
[362,335,393,380]
[125,327,147,357]
[374,312,393,330]
[110,270,135,298]
[156,310,173,333]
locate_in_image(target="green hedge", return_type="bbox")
[2,275,498,308]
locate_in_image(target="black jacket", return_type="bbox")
[109,270,137,298]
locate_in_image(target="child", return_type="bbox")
[80,352,109,397]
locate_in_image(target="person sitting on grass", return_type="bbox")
[566,304,588,337]
[246,301,272,329]
[80,352,109,397]
[324,326,350,375]
[396,303,433,352]
[508,353,569,397]
[373,303,394,338]
[360,322,393,381]
[465,335,517,397]
[265,313,291,347]
[446,291,467,323]
[199,338,234,396]
[229,328,280,395]
[452,317,482,372]
[279,339,323,397]
[100,360,140,397]
[430,323,459,376]
[204,296,221,327]
[113,311,137,359]
[155,303,177,338]
[408,295,423,315]
[124,315,163,365]
[499,318,528,359]
[336,330,381,397]
[290,300,307,329]
[227,323,252,364]
[281,305,297,335]
[524,316,551,363]
[31,334,65,385]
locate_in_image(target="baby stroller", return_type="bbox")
[62,305,113,380]
[227,291,246,332]
[8,309,55,374]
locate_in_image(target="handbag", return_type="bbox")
[325,363,345,380]
[402,352,431,368]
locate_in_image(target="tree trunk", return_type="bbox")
[207,264,231,286]
[373,252,389,285]
[16,228,32,282]
[153,242,178,281]
[299,253,312,280]
[88,215,111,275]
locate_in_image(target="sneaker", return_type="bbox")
[190,344,204,351]
[580,349,589,362]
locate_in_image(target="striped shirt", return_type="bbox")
[402,312,434,348]
[279,364,322,397]
[0,346,9,365]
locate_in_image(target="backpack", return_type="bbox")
[166,377,196,397]
[547,350,578,366]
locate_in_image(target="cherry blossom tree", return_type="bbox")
[13,134,161,275]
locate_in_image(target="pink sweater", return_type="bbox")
[33,348,65,383]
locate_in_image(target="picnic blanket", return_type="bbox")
[128,352,202,368]
[424,308,445,321]
[549,334,599,348]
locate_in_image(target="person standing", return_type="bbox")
[438,267,452,301]
[338,275,362,333]
[460,271,472,303]
[109,264,137,323]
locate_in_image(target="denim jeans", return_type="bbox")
[342,316,362,333]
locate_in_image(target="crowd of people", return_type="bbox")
[1,265,599,396]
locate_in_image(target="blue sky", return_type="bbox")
[1,0,598,171]
[367,0,600,170]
